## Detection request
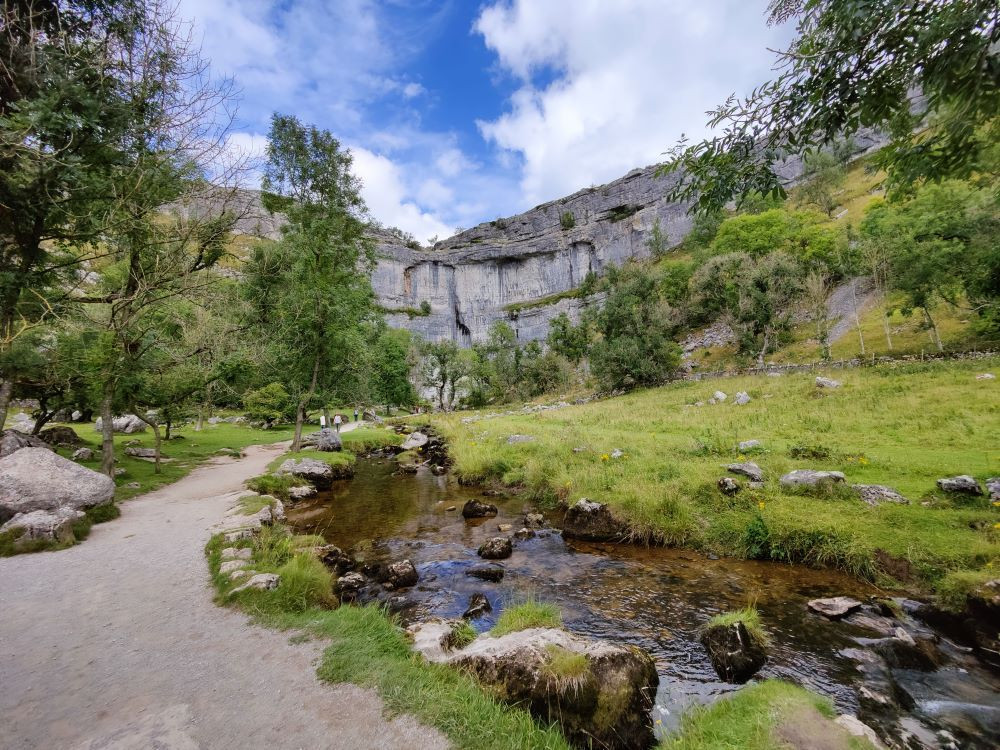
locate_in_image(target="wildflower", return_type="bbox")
[738,454,746,461]
[470,441,477,446]
[992,500,1000,507]
[995,523,1000,530]
[758,501,765,510]
[601,454,610,462]
[859,456,869,465]
[846,456,855,462]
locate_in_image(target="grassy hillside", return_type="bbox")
[424,358,999,601]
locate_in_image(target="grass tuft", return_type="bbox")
[705,607,769,645]
[492,600,563,637]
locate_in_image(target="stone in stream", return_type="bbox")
[717,477,741,496]
[561,499,627,542]
[497,523,513,532]
[463,592,492,620]
[466,566,505,582]
[873,630,946,671]
[314,544,356,575]
[230,573,280,594]
[936,475,983,495]
[461,499,498,519]
[336,572,367,602]
[833,715,887,750]
[287,484,317,501]
[808,596,862,619]
[408,622,659,750]
[725,462,764,483]
[523,512,545,528]
[384,559,419,589]
[699,619,768,684]
[400,431,429,451]
[0,448,114,524]
[780,469,846,488]
[478,537,513,560]
[0,430,51,458]
[513,527,536,540]
[851,484,908,506]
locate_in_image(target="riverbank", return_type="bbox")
[419,358,999,605]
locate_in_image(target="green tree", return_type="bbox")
[665,0,1000,211]
[371,328,418,411]
[420,339,469,411]
[547,312,591,365]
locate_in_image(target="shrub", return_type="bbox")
[559,211,575,230]
[419,300,432,315]
[243,382,295,424]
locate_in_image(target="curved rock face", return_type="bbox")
[0,448,114,524]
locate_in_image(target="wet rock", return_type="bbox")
[780,469,846,487]
[738,439,762,452]
[394,450,422,474]
[0,430,52,458]
[513,527,536,540]
[717,477,741,496]
[523,512,545,528]
[315,544,356,575]
[497,523,513,532]
[463,592,492,619]
[231,573,280,594]
[726,461,764,483]
[336,572,367,602]
[873,630,945,671]
[0,448,115,525]
[277,457,336,489]
[852,484,908,506]
[478,537,513,560]
[561,498,627,542]
[733,391,751,405]
[410,623,659,750]
[842,610,898,637]
[384,559,419,589]
[936,475,983,495]
[71,447,94,461]
[466,565,504,582]
[808,596,862,619]
[699,620,767,684]
[0,507,82,548]
[38,426,83,447]
[462,499,498,519]
[287,484,317,501]
[445,505,456,512]
[507,434,535,444]
[431,464,447,475]
[400,431,429,450]
[815,376,842,388]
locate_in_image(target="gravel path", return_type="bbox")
[0,441,449,750]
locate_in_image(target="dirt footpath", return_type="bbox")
[0,442,448,750]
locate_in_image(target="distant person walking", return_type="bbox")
[333,413,342,433]
[354,408,359,422]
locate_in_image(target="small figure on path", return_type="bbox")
[354,408,359,422]
[333,413,342,433]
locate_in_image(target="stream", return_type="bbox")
[287,457,1000,749]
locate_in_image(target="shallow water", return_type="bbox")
[287,458,1000,748]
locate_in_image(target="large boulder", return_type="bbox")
[39,426,82,447]
[277,458,336,488]
[0,430,52,458]
[401,431,429,451]
[561,498,628,542]
[302,428,342,452]
[94,415,147,434]
[936,475,983,495]
[410,624,659,750]
[0,448,115,524]
[1,507,83,548]
[699,619,767,683]
[780,469,846,488]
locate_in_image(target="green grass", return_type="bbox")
[704,607,769,646]
[238,494,276,514]
[340,427,403,453]
[491,600,563,636]
[503,287,584,315]
[265,449,356,474]
[245,473,308,500]
[443,620,479,651]
[660,680,875,750]
[424,358,1000,600]
[542,644,589,690]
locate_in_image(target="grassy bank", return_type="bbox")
[423,358,999,600]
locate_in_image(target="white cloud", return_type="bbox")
[402,82,425,99]
[475,0,791,206]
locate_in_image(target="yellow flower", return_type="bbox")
[846,456,854,462]
[859,456,869,465]
[994,523,1000,530]
[992,500,1000,507]
[470,441,477,446]
[758,501,765,510]
[601,454,610,461]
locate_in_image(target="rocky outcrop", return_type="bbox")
[0,448,114,525]
[561,499,627,542]
[0,429,51,458]
[94,415,147,434]
[409,623,659,750]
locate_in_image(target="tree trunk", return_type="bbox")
[323,406,331,428]
[100,384,115,477]
[195,404,204,432]
[165,418,172,440]
[292,353,321,452]
[151,422,162,474]
[0,379,13,432]
[924,307,943,352]
[31,408,55,435]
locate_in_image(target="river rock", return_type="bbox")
[0,448,115,524]
[462,499,498,519]
[94,414,147,434]
[315,544,356,575]
[400,431,429,450]
[717,477,741,496]
[277,458,335,489]
[0,430,51,458]
[936,475,983,495]
[524,512,545,528]
[561,498,627,542]
[0,507,83,547]
[466,565,504,582]
[287,484,317,501]
[478,537,513,560]
[851,484,908,506]
[738,439,762,452]
[726,462,764,483]
[873,631,945,671]
[384,559,419,589]
[808,596,862,619]
[71,447,94,461]
[38,426,82,447]
[733,391,751,405]
[780,469,846,487]
[231,572,280,594]
[699,619,767,683]
[497,523,513,532]
[410,624,658,750]
[815,376,842,389]
[336,572,367,602]
[513,527,536,540]
[463,592,492,619]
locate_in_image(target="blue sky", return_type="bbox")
[177,1,791,242]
